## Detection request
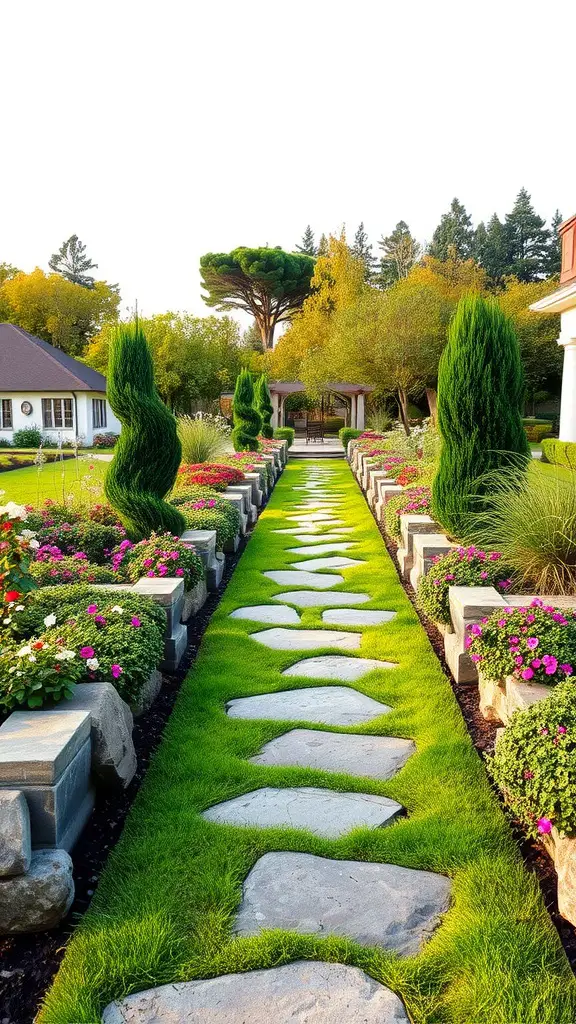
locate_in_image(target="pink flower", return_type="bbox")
[470,654,483,663]
[489,552,502,560]
[526,637,539,650]
[470,623,482,636]
[515,656,524,667]
[531,659,542,669]
[86,604,98,614]
[110,664,123,679]
[170,551,179,560]
[558,726,567,734]
[146,570,156,577]
[521,668,534,680]
[94,615,106,626]
[498,580,511,590]
[537,818,552,834]
[497,619,506,628]
[539,728,549,736]
[142,558,154,567]
[175,568,184,576]
[480,571,488,579]
[131,616,141,628]
[444,573,455,581]
[509,636,519,645]
[543,655,558,675]
[560,664,573,674]
[80,646,95,659]
[523,770,534,779]
[464,635,472,649]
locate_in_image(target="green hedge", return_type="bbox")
[274,427,295,447]
[541,438,576,468]
[324,416,345,433]
[339,427,362,448]
[524,424,553,443]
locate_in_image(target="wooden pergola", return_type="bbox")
[268,381,374,431]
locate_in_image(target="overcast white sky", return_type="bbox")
[2,0,575,326]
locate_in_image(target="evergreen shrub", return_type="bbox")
[231,370,262,451]
[274,427,294,447]
[541,438,576,469]
[339,427,362,448]
[255,376,274,439]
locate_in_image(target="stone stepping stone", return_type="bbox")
[234,853,451,955]
[287,543,355,556]
[323,609,396,626]
[250,628,361,651]
[202,786,402,838]
[230,606,300,625]
[263,571,344,589]
[283,656,395,681]
[273,526,324,535]
[272,591,371,607]
[101,961,410,1023]
[292,556,365,571]
[252,729,416,780]
[227,685,390,725]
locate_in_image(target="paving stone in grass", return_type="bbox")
[292,556,365,571]
[283,655,395,680]
[250,628,361,651]
[234,852,451,955]
[202,786,402,837]
[272,591,371,607]
[287,543,355,555]
[263,571,344,589]
[229,606,301,625]
[322,608,397,626]
[273,526,323,535]
[101,961,410,1023]
[286,512,340,522]
[227,685,390,725]
[251,728,415,780]
[289,534,349,545]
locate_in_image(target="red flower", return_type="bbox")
[1,522,13,532]
[5,590,21,602]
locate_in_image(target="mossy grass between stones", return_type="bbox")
[39,459,576,1024]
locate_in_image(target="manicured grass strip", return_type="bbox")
[0,457,108,504]
[39,460,576,1024]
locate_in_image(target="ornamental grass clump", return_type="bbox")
[489,680,576,839]
[465,600,576,687]
[417,546,511,625]
[105,320,185,540]
[384,486,432,539]
[112,532,204,591]
[231,369,262,451]
[254,375,274,439]
[177,414,229,464]
[176,463,245,491]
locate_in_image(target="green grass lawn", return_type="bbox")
[39,459,575,1024]
[0,457,108,504]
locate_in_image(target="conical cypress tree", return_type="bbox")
[231,369,262,451]
[255,375,274,438]
[105,320,186,540]
[432,293,529,536]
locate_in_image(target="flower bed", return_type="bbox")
[417,546,511,625]
[112,532,204,591]
[0,499,37,610]
[384,486,432,539]
[465,600,576,686]
[176,463,246,491]
[30,551,117,586]
[170,487,241,549]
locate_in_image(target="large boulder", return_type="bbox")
[0,849,74,933]
[67,683,137,788]
[0,790,31,877]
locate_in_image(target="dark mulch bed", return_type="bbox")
[0,533,250,1024]
[379,522,576,972]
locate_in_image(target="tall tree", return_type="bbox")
[504,188,550,282]
[296,225,317,256]
[428,198,474,261]
[317,233,329,257]
[475,214,509,286]
[351,222,376,279]
[377,221,421,288]
[200,246,314,350]
[49,234,98,288]
[547,209,563,277]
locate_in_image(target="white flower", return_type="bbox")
[17,645,32,657]
[8,666,16,674]
[3,617,11,625]
[43,613,57,628]
[28,655,37,663]
[86,657,99,671]
[15,605,24,612]
[55,649,76,661]
[0,501,28,521]
[21,529,37,540]
[28,539,40,550]
[111,605,124,614]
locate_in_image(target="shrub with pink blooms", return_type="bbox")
[489,680,576,838]
[30,550,117,587]
[465,600,576,687]
[112,532,204,591]
[384,487,432,539]
[417,545,512,625]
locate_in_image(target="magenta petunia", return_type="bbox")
[80,646,95,659]
[521,668,533,680]
[537,818,552,834]
[526,637,539,650]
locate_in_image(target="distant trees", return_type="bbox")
[428,198,475,262]
[200,246,314,349]
[296,226,317,256]
[351,222,376,280]
[49,235,98,288]
[377,221,421,287]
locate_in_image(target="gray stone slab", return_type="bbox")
[65,683,136,789]
[0,849,74,934]
[227,686,390,725]
[272,591,371,607]
[288,543,355,555]
[0,790,31,877]
[292,556,365,572]
[160,622,188,672]
[273,526,323,535]
[283,656,395,681]
[0,709,91,784]
[206,552,225,591]
[250,628,361,651]
[180,529,217,567]
[322,609,396,626]
[10,738,95,850]
[101,961,410,1024]
[202,786,402,837]
[234,852,451,955]
[230,605,301,625]
[252,729,415,780]
[263,571,344,589]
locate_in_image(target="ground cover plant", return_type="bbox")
[112,532,204,590]
[176,463,245,491]
[170,487,240,548]
[417,546,511,625]
[465,600,576,686]
[384,486,432,539]
[39,459,576,1024]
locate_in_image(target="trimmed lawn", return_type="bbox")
[0,457,108,504]
[39,459,575,1024]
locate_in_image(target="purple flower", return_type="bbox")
[531,659,542,669]
[524,770,534,779]
[515,656,524,667]
[521,668,534,680]
[80,646,95,659]
[131,616,141,628]
[498,580,512,590]
[560,664,573,674]
[86,604,98,614]
[470,623,482,636]
[558,726,567,734]
[111,663,123,679]
[526,637,539,650]
[489,552,502,561]
[537,818,552,834]
[497,619,506,628]
[175,568,184,576]
[142,558,154,567]
[480,571,488,579]
[94,615,106,626]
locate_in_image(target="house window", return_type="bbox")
[0,399,13,429]
[42,398,73,429]
[92,399,107,429]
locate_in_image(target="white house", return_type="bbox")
[0,323,121,445]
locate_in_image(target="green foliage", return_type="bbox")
[114,532,204,591]
[505,188,551,283]
[254,375,274,438]
[467,464,576,594]
[200,247,314,349]
[170,487,241,549]
[12,427,43,448]
[489,680,576,838]
[177,414,229,463]
[12,583,165,638]
[273,427,294,447]
[0,638,83,711]
[384,486,432,538]
[524,423,552,443]
[377,220,421,287]
[417,546,511,625]
[30,558,118,587]
[105,321,185,540]
[339,427,362,447]
[48,234,98,288]
[432,294,529,536]
[295,225,317,256]
[429,198,474,261]
[351,221,376,279]
[35,521,124,564]
[467,602,576,687]
[231,369,262,451]
[323,416,345,433]
[542,438,576,469]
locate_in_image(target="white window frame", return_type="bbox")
[42,398,73,429]
[0,398,13,429]
[92,398,107,429]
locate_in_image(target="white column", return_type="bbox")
[559,336,576,442]
[350,394,357,428]
[356,393,365,431]
[271,392,280,430]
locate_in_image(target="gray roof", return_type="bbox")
[0,323,107,392]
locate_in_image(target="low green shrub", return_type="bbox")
[113,532,204,591]
[417,546,511,625]
[34,521,125,564]
[0,637,83,711]
[339,427,362,448]
[524,424,552,443]
[324,416,345,433]
[30,556,118,587]
[465,600,576,686]
[0,438,13,448]
[489,680,576,838]
[384,487,432,539]
[12,584,165,640]
[12,427,43,448]
[274,427,295,447]
[170,487,240,548]
[541,438,576,469]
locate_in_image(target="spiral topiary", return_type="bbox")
[104,320,186,540]
[231,369,262,451]
[255,374,274,438]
